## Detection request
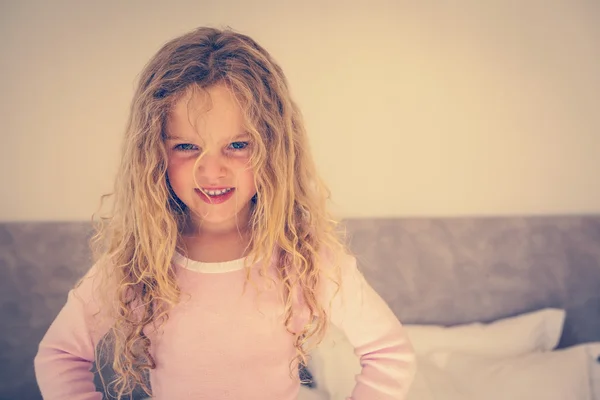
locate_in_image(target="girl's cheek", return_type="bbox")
[168,153,195,169]
[229,154,252,168]
[167,159,182,171]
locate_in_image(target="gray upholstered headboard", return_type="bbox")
[342,216,600,347]
[1,215,599,399]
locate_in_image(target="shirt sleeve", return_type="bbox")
[34,263,112,400]
[322,252,417,400]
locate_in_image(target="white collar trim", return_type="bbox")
[173,251,246,273]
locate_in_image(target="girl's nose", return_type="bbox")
[197,153,226,180]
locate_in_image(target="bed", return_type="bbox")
[1,215,599,399]
[299,216,600,400]
[301,309,600,400]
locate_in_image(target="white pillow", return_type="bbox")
[307,309,566,400]
[406,357,473,400]
[426,345,591,400]
[404,308,565,357]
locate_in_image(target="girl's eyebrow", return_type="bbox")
[230,133,250,140]
[165,133,249,141]
[164,134,184,141]
[165,134,200,142]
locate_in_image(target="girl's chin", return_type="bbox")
[188,210,251,228]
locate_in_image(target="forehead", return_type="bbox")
[166,84,245,141]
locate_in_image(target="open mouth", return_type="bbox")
[195,187,235,204]
[203,187,233,196]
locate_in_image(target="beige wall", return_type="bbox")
[1,1,599,221]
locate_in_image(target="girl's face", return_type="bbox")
[165,83,256,234]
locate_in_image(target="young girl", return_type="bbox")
[34,27,416,400]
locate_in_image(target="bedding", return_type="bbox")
[403,308,565,357]
[304,308,598,400]
[423,344,592,400]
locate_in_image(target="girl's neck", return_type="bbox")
[180,225,252,264]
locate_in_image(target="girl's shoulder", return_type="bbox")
[318,246,358,275]
[317,247,363,296]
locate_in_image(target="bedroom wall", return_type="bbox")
[1,0,599,221]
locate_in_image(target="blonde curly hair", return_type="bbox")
[88,26,345,398]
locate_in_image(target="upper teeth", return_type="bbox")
[204,188,232,196]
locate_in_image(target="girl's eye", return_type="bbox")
[228,141,249,151]
[174,143,198,151]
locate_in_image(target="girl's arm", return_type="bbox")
[322,253,417,400]
[34,263,111,400]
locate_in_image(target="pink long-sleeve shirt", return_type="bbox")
[34,251,416,400]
